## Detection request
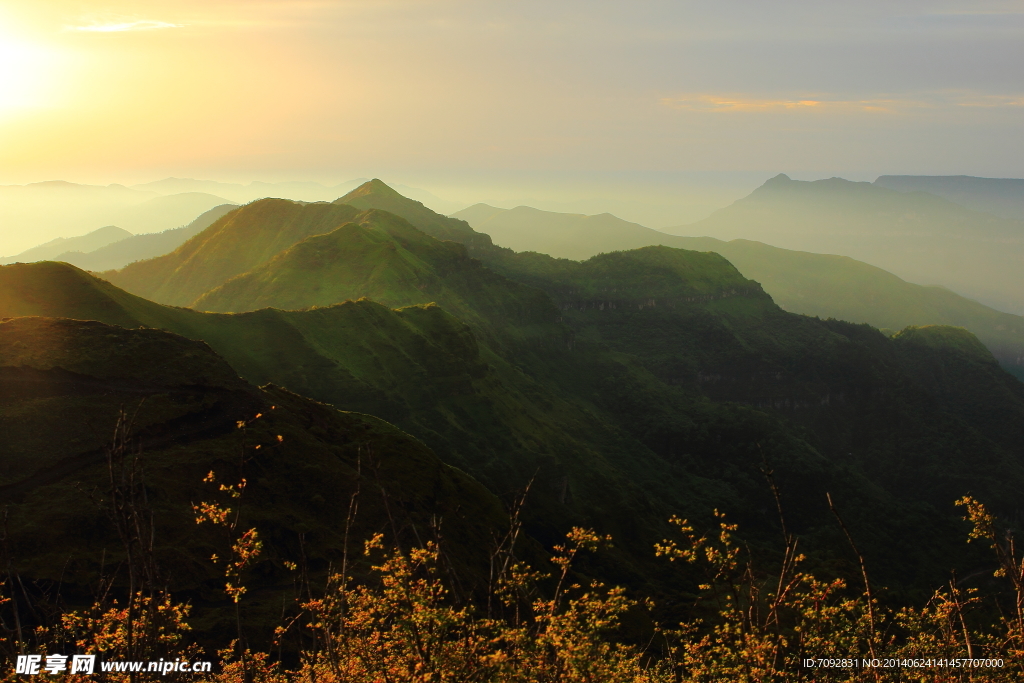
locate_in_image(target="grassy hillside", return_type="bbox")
[663,174,1024,315]
[0,316,509,649]
[450,201,1024,380]
[0,262,694,598]
[103,200,362,305]
[7,247,1024,612]
[192,209,559,347]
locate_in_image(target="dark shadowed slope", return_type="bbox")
[662,174,1024,314]
[0,315,507,649]
[875,175,1024,221]
[55,203,238,272]
[103,200,361,305]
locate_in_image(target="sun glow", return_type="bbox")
[0,31,62,115]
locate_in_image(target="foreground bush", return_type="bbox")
[3,496,1023,682]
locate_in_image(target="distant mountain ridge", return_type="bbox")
[51,204,238,272]
[875,175,1024,221]
[453,200,1024,380]
[0,225,133,264]
[131,177,368,203]
[661,173,1024,315]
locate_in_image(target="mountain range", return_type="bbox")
[453,201,1024,381]
[0,225,133,265]
[53,204,238,272]
[0,184,235,256]
[874,175,1024,221]
[5,179,1024,640]
[662,174,1024,315]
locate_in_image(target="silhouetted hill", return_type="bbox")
[663,174,1024,314]
[0,225,132,264]
[0,315,507,649]
[453,202,1024,380]
[54,204,238,271]
[875,175,1024,221]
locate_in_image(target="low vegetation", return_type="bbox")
[2,463,1022,681]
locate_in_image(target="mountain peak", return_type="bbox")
[337,178,405,203]
[333,180,493,248]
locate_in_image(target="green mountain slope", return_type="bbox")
[102,200,362,305]
[874,175,1024,221]
[0,262,690,593]
[8,237,1024,608]
[191,209,558,344]
[0,315,508,648]
[663,174,1024,315]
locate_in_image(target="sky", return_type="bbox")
[1,0,1023,229]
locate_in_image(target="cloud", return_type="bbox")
[662,92,1024,115]
[68,20,183,33]
[955,95,1024,108]
[662,95,824,113]
[660,95,910,114]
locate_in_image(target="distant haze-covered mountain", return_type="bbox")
[0,225,133,264]
[0,183,232,256]
[130,177,368,203]
[874,175,1024,221]
[661,174,1024,315]
[54,203,238,271]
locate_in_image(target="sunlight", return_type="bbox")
[0,31,59,115]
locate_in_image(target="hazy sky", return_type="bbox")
[2,1,1023,189]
